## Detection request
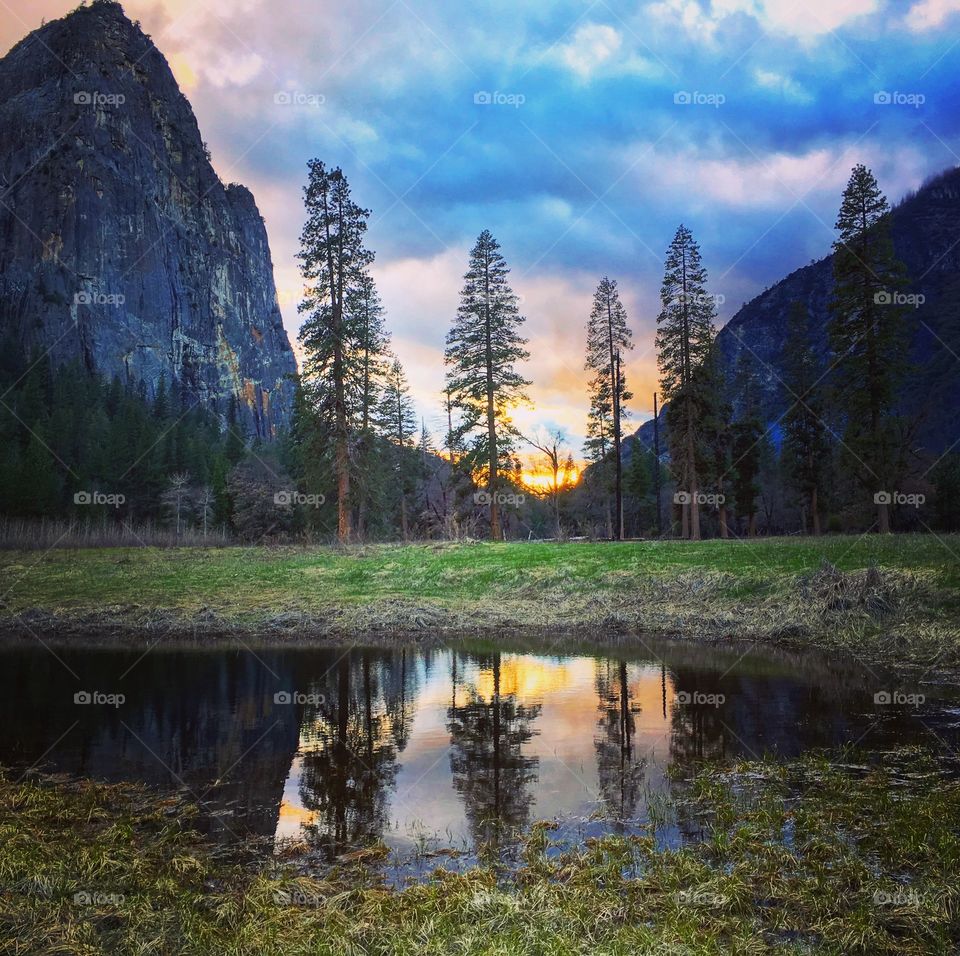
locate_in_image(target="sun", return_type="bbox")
[519,464,582,492]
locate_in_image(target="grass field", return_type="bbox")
[3,750,958,955]
[1,535,958,667]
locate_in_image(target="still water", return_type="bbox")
[2,638,958,880]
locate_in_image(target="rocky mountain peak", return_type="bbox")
[0,0,297,438]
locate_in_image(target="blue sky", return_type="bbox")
[4,0,960,454]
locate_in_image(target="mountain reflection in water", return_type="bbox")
[2,639,956,874]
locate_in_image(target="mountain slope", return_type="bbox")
[635,165,960,456]
[0,0,296,437]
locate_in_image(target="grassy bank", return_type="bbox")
[2,750,958,954]
[1,536,958,668]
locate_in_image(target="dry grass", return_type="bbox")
[0,518,231,550]
[2,750,959,954]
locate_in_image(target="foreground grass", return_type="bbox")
[1,536,958,667]
[2,751,958,955]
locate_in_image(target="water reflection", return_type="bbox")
[1,638,957,874]
[595,659,645,827]
[448,652,541,846]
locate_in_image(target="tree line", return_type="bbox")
[4,161,959,542]
[290,159,956,542]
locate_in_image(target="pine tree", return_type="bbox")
[585,277,633,539]
[583,373,615,538]
[656,225,716,539]
[349,272,391,537]
[297,161,374,543]
[444,230,530,540]
[695,345,733,538]
[224,395,247,464]
[730,351,765,537]
[782,301,830,534]
[829,164,908,533]
[377,358,417,539]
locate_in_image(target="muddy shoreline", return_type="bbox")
[2,603,957,683]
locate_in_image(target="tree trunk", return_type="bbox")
[335,425,350,542]
[483,260,500,541]
[653,393,663,537]
[811,487,821,536]
[323,186,351,544]
[718,501,729,538]
[878,500,890,534]
[492,655,501,821]
[680,483,689,539]
[687,426,701,540]
[607,316,623,540]
[748,512,757,537]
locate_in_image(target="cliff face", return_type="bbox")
[634,165,960,455]
[0,1,297,437]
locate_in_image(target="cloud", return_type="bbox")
[548,22,659,80]
[904,0,960,31]
[623,141,927,210]
[8,0,960,453]
[753,68,813,103]
[554,23,619,79]
[653,0,881,41]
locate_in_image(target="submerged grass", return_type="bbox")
[0,536,958,667]
[2,750,959,954]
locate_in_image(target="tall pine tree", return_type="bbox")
[585,277,633,539]
[656,225,716,540]
[444,230,530,540]
[730,350,765,537]
[584,374,615,538]
[297,162,374,542]
[377,358,418,540]
[348,271,391,536]
[829,164,907,533]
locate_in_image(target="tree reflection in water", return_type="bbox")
[296,650,417,860]
[594,659,646,828]
[447,652,541,849]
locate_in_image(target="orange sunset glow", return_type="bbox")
[518,465,582,493]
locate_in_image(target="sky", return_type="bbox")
[3,0,960,458]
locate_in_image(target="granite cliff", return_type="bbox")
[0,0,296,437]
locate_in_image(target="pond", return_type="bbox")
[2,637,958,883]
